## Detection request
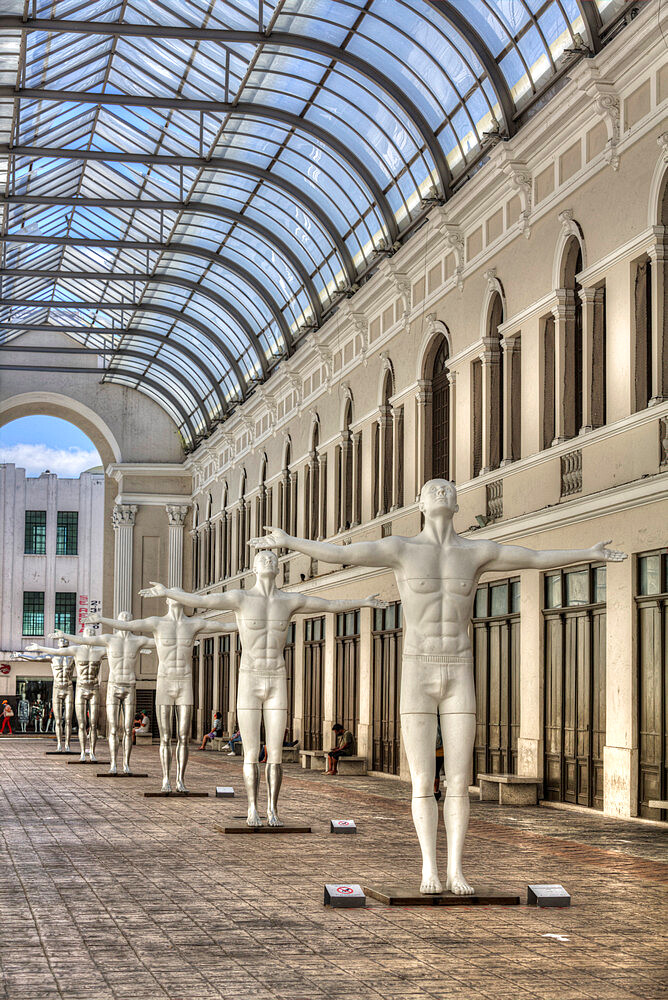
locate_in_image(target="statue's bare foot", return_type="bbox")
[161,780,172,793]
[420,869,443,894]
[175,779,188,793]
[64,745,71,752]
[79,752,86,761]
[447,872,475,895]
[89,753,97,763]
[109,763,117,775]
[247,807,262,827]
[267,810,283,827]
[123,765,131,775]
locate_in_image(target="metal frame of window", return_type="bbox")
[22,591,45,636]
[54,591,76,633]
[56,510,78,556]
[24,509,46,555]
[0,0,619,450]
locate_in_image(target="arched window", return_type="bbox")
[563,238,583,439]
[305,421,325,540]
[432,338,450,480]
[488,293,504,470]
[636,171,668,410]
[374,368,401,515]
[256,454,271,541]
[337,400,355,531]
[205,493,213,586]
[191,502,200,590]
[236,469,248,574]
[220,481,231,581]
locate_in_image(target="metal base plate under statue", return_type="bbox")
[364,885,521,907]
[68,759,108,765]
[97,772,149,778]
[45,750,78,755]
[221,824,311,834]
[144,791,210,797]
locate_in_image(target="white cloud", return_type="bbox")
[0,443,101,478]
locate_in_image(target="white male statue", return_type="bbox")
[87,604,234,792]
[253,479,627,894]
[26,631,105,760]
[13,638,74,751]
[52,614,155,774]
[140,550,388,826]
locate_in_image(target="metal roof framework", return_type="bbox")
[0,0,627,449]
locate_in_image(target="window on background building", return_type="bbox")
[54,593,76,634]
[544,565,606,608]
[56,511,78,555]
[432,339,450,480]
[24,510,46,554]
[22,592,44,636]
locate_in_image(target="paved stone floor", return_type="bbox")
[1,738,667,1000]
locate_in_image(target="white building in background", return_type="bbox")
[0,465,104,714]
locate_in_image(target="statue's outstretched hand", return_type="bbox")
[139,581,167,598]
[249,525,288,550]
[364,594,390,610]
[85,612,102,624]
[592,540,627,563]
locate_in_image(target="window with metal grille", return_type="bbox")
[54,593,76,635]
[22,592,44,636]
[24,510,46,554]
[56,512,78,555]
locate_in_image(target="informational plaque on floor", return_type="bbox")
[324,884,366,908]
[330,819,357,833]
[216,786,234,797]
[527,884,571,907]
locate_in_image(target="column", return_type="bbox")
[551,290,574,443]
[414,380,430,497]
[391,405,403,510]
[166,504,188,589]
[447,370,457,482]
[516,569,543,780]
[356,606,373,766]
[317,451,327,540]
[479,341,499,474]
[604,557,636,817]
[322,612,336,749]
[292,617,305,744]
[280,470,289,530]
[649,229,667,405]
[578,288,596,433]
[112,503,137,617]
[212,636,221,719]
[339,432,351,532]
[500,335,519,463]
[351,430,362,526]
[376,408,390,516]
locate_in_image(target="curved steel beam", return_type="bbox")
[0,97,397,243]
[574,0,602,53]
[2,147,356,286]
[0,297,247,394]
[1,195,324,322]
[0,267,272,377]
[0,23,452,193]
[0,233,294,351]
[0,319,228,419]
[423,1,516,136]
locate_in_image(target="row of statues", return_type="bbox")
[20,480,625,896]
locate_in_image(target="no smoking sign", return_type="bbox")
[324,883,366,908]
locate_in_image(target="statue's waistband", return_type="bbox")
[403,653,473,664]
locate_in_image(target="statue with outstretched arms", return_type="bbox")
[251,478,627,894]
[86,605,235,792]
[26,630,105,760]
[140,549,388,826]
[52,614,155,775]
[12,638,75,751]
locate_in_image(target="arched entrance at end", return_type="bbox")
[0,391,123,468]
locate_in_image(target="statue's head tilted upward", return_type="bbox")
[419,479,459,521]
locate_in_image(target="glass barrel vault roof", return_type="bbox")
[0,0,630,448]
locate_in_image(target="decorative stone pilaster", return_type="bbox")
[112,503,137,616]
[551,289,576,444]
[166,504,189,589]
[648,227,667,405]
[414,379,431,498]
[479,338,500,474]
[500,334,520,463]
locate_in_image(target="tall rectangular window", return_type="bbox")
[54,593,77,634]
[22,592,45,636]
[56,511,78,555]
[25,511,46,554]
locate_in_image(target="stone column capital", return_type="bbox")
[112,503,137,528]
[166,504,189,526]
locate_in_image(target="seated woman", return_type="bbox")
[326,723,354,775]
[198,711,224,750]
[224,726,242,755]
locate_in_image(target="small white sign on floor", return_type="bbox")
[527,884,571,907]
[324,884,365,908]
[330,819,357,833]
[216,786,234,798]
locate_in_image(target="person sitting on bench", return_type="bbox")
[199,712,224,750]
[326,723,354,775]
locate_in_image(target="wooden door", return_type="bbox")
[372,603,402,774]
[202,638,214,732]
[472,579,520,778]
[543,565,606,809]
[218,634,231,731]
[191,646,200,738]
[335,611,360,739]
[637,551,668,819]
[303,617,324,750]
